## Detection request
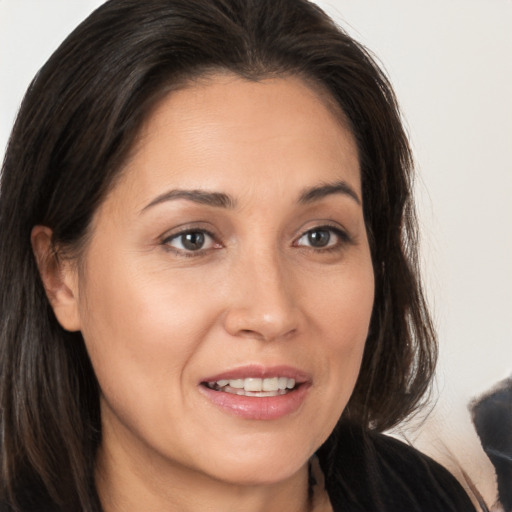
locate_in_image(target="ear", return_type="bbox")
[31,226,82,332]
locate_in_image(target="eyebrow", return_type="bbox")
[298,180,361,205]
[141,189,236,213]
[141,179,360,214]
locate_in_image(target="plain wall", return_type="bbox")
[1,0,511,507]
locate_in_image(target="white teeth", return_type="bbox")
[277,377,288,390]
[262,377,279,391]
[244,378,263,392]
[209,376,298,395]
[229,379,244,389]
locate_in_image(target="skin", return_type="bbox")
[33,74,374,512]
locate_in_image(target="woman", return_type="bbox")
[0,0,476,510]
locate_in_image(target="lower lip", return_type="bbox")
[199,384,310,420]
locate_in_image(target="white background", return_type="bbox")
[1,0,511,507]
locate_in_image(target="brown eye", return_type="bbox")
[165,230,215,252]
[181,232,205,250]
[306,229,331,247]
[296,226,349,250]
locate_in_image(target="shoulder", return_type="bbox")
[320,423,476,512]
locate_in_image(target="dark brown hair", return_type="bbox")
[0,0,436,510]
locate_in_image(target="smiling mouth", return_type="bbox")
[203,377,298,397]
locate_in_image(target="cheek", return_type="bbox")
[300,258,374,434]
[312,258,374,348]
[327,268,373,374]
[76,264,228,460]
[76,255,220,409]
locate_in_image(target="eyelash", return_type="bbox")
[161,225,352,258]
[161,227,219,258]
[294,225,352,252]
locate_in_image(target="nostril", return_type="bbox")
[237,327,297,342]
[239,328,273,341]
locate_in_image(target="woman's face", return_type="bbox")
[70,75,374,486]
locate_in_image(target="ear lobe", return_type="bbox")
[31,225,82,332]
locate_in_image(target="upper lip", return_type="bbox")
[201,365,310,384]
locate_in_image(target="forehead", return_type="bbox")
[110,74,361,210]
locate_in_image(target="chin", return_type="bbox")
[212,458,307,487]
[194,432,317,486]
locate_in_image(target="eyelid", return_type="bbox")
[294,223,353,249]
[159,221,353,257]
[161,225,222,256]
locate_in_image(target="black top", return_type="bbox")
[2,424,477,512]
[319,423,477,512]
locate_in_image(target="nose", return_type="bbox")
[222,249,300,342]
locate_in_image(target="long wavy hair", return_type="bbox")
[0,0,436,510]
